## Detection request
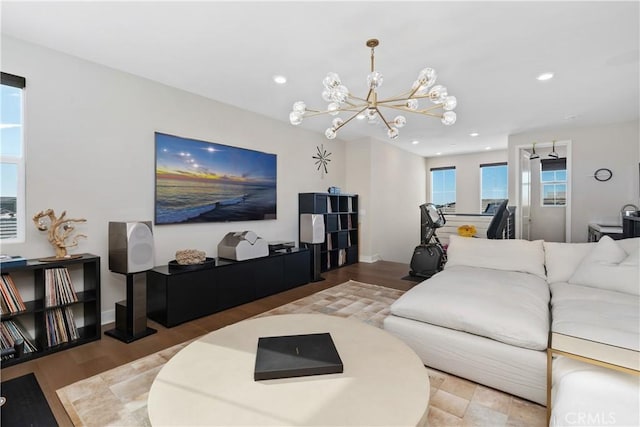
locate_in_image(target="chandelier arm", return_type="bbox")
[334,107,370,132]
[382,103,444,114]
[416,111,445,118]
[366,89,375,103]
[348,94,370,103]
[375,91,418,104]
[417,104,445,114]
[407,85,422,99]
[374,108,394,131]
[304,110,335,118]
[343,99,361,108]
[376,92,435,105]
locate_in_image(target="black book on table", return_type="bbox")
[254,332,343,381]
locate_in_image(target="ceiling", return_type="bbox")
[2,1,638,157]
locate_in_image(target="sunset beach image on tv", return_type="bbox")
[155,132,277,224]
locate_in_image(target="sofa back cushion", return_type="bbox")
[445,234,546,279]
[543,241,594,283]
[568,236,639,295]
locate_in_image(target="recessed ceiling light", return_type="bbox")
[356,114,365,120]
[485,147,491,150]
[536,72,554,81]
[273,75,287,85]
[565,114,578,120]
[411,140,420,145]
[469,132,479,137]
[436,152,442,156]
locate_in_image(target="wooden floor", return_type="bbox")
[1,260,416,427]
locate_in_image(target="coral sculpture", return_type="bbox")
[33,209,86,259]
[175,249,206,265]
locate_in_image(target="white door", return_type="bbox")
[520,149,532,240]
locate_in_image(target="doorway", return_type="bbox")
[516,140,572,242]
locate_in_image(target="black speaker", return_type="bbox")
[108,221,154,274]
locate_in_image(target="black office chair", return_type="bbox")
[486,199,509,239]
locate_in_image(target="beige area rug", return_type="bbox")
[57,280,545,426]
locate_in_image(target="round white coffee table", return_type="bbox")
[148,314,429,426]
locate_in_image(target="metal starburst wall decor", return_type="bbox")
[312,144,332,177]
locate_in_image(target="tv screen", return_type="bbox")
[155,132,277,224]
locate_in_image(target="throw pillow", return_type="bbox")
[568,236,640,295]
[543,241,593,284]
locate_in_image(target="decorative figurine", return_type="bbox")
[33,209,86,260]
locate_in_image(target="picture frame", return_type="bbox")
[155,132,277,224]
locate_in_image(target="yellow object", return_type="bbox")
[458,225,477,237]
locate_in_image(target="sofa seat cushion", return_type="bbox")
[550,282,640,351]
[551,356,639,427]
[390,265,550,350]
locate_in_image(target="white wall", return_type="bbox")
[370,139,426,263]
[346,137,427,264]
[424,150,509,213]
[344,138,373,259]
[3,36,347,321]
[508,120,640,242]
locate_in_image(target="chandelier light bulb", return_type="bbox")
[367,71,384,89]
[441,111,457,125]
[417,68,437,88]
[406,99,419,110]
[325,128,337,139]
[429,85,448,104]
[443,96,457,111]
[289,111,303,125]
[292,101,306,113]
[327,102,340,115]
[394,115,406,128]
[323,72,341,89]
[387,127,399,139]
[322,89,332,102]
[332,117,344,129]
[331,85,349,103]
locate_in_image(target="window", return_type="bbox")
[1,72,26,242]
[431,167,456,212]
[540,158,566,206]
[480,162,508,212]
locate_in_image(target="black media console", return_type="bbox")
[146,248,310,327]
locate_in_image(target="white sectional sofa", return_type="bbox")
[383,234,639,421]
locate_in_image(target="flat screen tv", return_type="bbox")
[155,132,277,224]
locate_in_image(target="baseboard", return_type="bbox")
[359,254,381,263]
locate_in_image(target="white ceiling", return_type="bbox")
[2,1,638,157]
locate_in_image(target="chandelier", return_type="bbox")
[289,38,458,140]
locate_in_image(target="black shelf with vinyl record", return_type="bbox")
[298,193,359,272]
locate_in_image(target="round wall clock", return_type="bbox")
[593,168,612,182]
[312,144,332,177]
